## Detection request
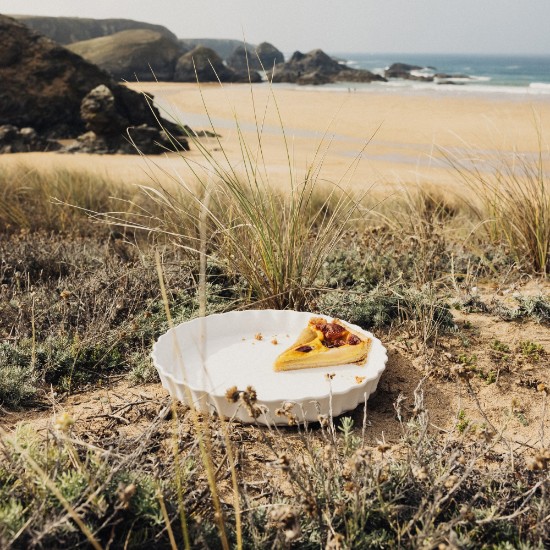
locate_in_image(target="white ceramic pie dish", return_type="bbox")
[151,309,388,425]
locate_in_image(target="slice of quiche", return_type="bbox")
[274,317,371,372]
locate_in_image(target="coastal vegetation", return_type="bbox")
[0,144,548,547]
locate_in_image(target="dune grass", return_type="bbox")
[127,80,364,310]
[445,143,550,276]
[0,164,144,234]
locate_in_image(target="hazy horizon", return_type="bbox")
[3,0,550,56]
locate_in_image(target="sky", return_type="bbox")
[3,0,550,55]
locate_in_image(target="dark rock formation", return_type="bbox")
[270,49,385,85]
[80,84,129,136]
[227,42,284,72]
[13,15,177,44]
[256,42,284,69]
[384,62,424,79]
[434,73,470,84]
[226,45,257,72]
[384,63,442,82]
[271,49,339,83]
[65,85,188,154]
[174,46,261,83]
[384,62,471,83]
[0,125,61,153]
[67,29,182,81]
[0,14,188,153]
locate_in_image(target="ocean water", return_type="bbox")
[316,52,550,96]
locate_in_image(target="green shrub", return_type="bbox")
[315,283,455,340]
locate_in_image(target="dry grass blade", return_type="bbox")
[155,252,231,550]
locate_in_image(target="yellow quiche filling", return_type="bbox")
[274,317,371,372]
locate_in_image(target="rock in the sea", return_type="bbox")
[13,15,178,45]
[384,62,424,79]
[270,49,385,85]
[0,124,61,154]
[385,62,472,83]
[0,14,188,153]
[67,29,182,81]
[174,46,261,83]
[384,62,439,81]
[227,41,284,72]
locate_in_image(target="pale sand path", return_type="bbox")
[2,82,550,198]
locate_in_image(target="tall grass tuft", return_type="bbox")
[0,164,140,234]
[373,185,460,284]
[445,142,550,275]
[131,81,364,310]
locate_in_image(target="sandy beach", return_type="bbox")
[3,83,550,196]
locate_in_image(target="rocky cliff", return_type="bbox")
[0,14,188,153]
[256,42,285,69]
[13,15,177,44]
[68,29,183,81]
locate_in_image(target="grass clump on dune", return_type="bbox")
[446,141,550,276]
[0,164,142,234]
[134,85,361,310]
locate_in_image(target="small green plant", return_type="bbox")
[514,294,550,323]
[485,370,497,384]
[519,340,545,361]
[493,294,550,323]
[338,416,361,455]
[510,398,530,426]
[457,354,497,384]
[492,339,511,353]
[458,353,477,367]
[514,411,530,427]
[0,499,25,541]
[456,409,470,433]
[0,356,39,407]
[128,355,159,385]
[490,339,511,367]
